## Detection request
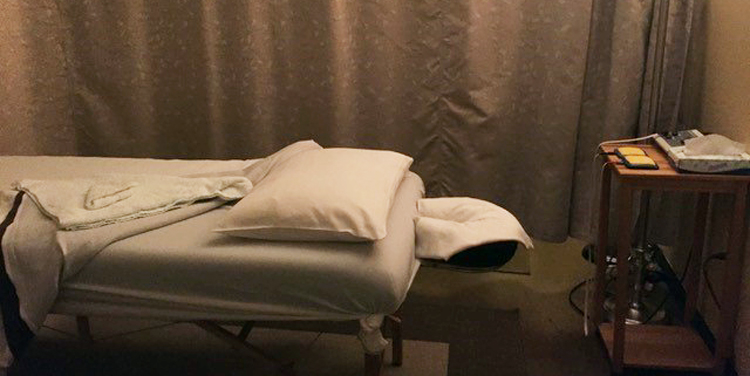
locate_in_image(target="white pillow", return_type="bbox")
[242,140,322,184]
[215,148,413,241]
[183,140,322,181]
[415,197,533,260]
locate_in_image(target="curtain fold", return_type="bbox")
[639,0,695,134]
[642,0,697,249]
[570,0,655,241]
[570,0,696,243]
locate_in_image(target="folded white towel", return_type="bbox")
[415,197,533,261]
[13,174,252,230]
[84,181,139,209]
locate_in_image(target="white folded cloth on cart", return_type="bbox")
[415,197,533,260]
[12,174,252,230]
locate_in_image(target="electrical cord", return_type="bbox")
[582,160,616,336]
[597,133,659,148]
[570,274,667,324]
[639,249,694,325]
[639,250,728,323]
[639,243,700,324]
[569,279,589,316]
[571,242,693,324]
[641,281,670,324]
[580,133,658,335]
[582,133,657,243]
[644,245,716,323]
[570,277,615,317]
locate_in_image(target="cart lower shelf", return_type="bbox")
[598,323,714,372]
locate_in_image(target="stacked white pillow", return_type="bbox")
[215,141,413,242]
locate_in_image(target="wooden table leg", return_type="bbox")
[593,164,612,327]
[195,320,294,374]
[76,316,93,344]
[236,321,255,341]
[714,184,748,375]
[365,351,383,376]
[684,192,709,325]
[388,310,403,366]
[612,185,634,374]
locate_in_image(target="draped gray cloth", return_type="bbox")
[0,0,694,243]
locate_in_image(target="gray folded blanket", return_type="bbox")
[12,174,252,230]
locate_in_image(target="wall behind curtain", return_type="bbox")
[681,0,750,373]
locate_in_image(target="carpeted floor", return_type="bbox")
[409,238,714,376]
[400,297,525,376]
[10,317,451,376]
[8,238,716,376]
[8,292,521,376]
[260,295,526,376]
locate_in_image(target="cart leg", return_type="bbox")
[612,186,634,374]
[684,193,709,324]
[593,164,612,327]
[714,185,748,374]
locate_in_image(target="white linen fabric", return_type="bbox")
[0,156,256,184]
[215,148,413,242]
[415,197,533,261]
[0,156,423,367]
[358,315,389,354]
[0,156,254,368]
[3,196,225,330]
[186,140,324,182]
[0,155,257,221]
[13,174,252,230]
[241,140,323,184]
[1,195,227,368]
[55,172,424,322]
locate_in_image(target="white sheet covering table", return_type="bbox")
[0,156,422,335]
[54,174,423,322]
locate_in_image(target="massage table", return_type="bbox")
[0,156,424,375]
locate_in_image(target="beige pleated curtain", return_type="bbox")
[0,0,693,242]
